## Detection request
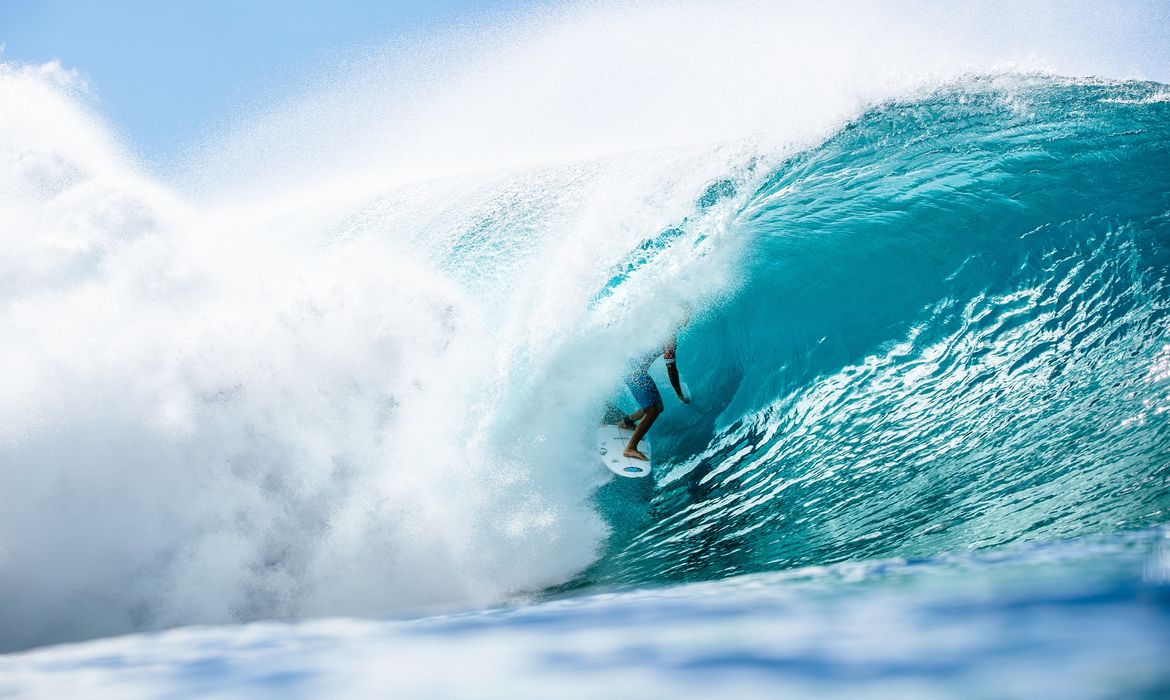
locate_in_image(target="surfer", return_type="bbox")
[618,331,688,461]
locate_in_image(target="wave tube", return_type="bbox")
[588,79,1170,586]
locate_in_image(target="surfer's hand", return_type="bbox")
[678,392,690,404]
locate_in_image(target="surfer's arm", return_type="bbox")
[664,334,688,403]
[667,361,686,402]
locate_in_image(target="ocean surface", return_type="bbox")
[2,528,1169,699]
[2,2,1170,697]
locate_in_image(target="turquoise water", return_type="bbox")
[586,79,1170,590]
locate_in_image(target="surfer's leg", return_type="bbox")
[619,408,644,429]
[623,368,663,460]
[625,403,661,461]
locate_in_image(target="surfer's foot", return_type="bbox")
[618,416,637,430]
[623,447,649,461]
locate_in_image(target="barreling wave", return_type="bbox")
[585,77,1170,587]
[2,46,1168,654]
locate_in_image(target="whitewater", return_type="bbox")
[1,1,1169,697]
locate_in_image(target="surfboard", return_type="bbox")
[597,424,652,478]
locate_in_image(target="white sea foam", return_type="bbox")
[0,59,753,651]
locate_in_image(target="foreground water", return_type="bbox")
[2,527,1167,698]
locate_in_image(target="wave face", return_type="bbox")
[588,78,1170,586]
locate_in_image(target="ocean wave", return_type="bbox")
[1,27,1168,655]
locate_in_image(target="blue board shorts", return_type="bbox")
[625,367,663,410]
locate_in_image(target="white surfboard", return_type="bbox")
[596,424,652,478]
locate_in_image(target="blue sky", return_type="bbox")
[0,0,528,163]
[5,1,1169,172]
